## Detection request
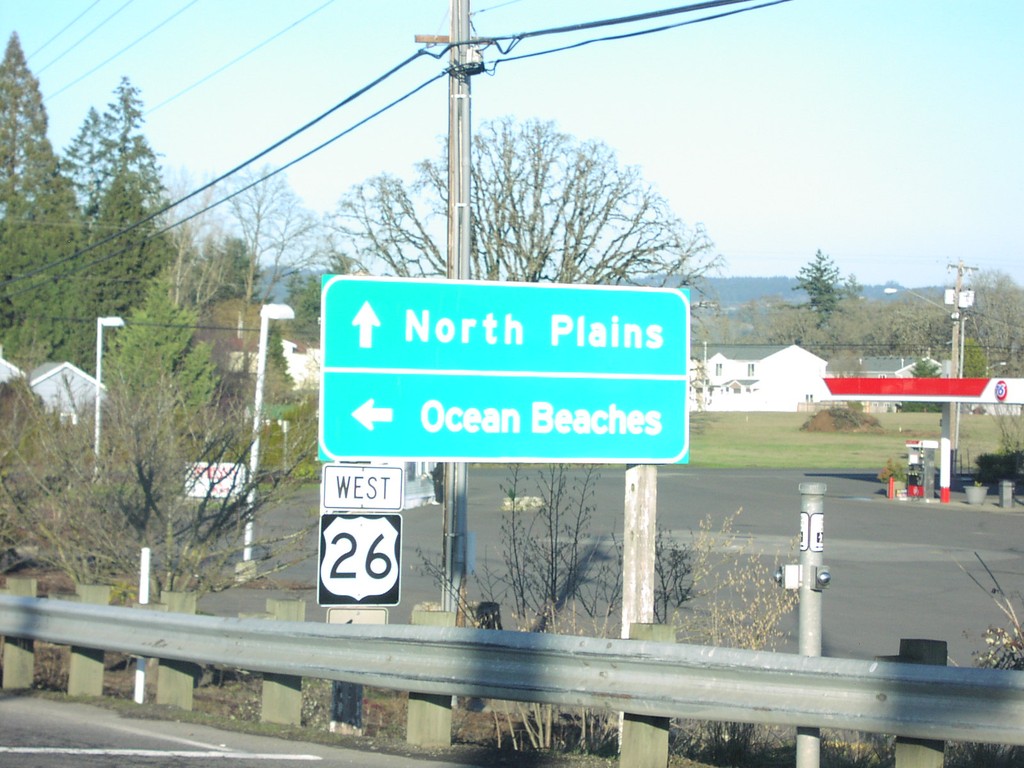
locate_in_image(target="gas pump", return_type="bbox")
[906,440,938,499]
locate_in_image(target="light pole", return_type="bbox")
[94,316,125,458]
[244,303,294,562]
[884,285,974,502]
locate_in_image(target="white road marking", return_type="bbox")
[0,747,321,760]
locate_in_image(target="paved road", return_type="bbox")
[0,695,487,768]
[203,467,1024,668]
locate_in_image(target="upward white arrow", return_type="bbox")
[352,301,380,348]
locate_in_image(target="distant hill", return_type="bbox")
[705,276,800,307]
[702,276,944,310]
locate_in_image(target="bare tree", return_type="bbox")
[970,270,1024,376]
[161,170,233,310]
[330,117,719,286]
[0,370,313,596]
[228,168,324,305]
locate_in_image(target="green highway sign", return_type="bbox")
[319,276,690,463]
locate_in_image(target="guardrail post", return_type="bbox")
[261,598,305,725]
[67,584,111,697]
[1,577,37,690]
[620,623,674,768]
[889,639,947,768]
[156,591,199,710]
[406,609,456,747]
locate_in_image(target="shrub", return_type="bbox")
[877,456,907,483]
[974,451,1024,484]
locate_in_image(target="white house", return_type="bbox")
[692,344,830,412]
[0,349,23,384]
[281,339,321,391]
[228,338,321,391]
[29,362,98,422]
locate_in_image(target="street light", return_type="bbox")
[244,303,294,562]
[883,285,943,306]
[94,316,125,458]
[883,286,956,374]
[884,285,974,378]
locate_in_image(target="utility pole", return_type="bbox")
[947,259,975,468]
[948,261,963,470]
[442,0,477,621]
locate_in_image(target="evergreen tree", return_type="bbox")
[962,337,988,377]
[0,33,79,363]
[62,77,170,367]
[794,250,843,326]
[904,357,942,412]
[911,358,941,378]
[110,280,218,413]
[285,271,322,343]
[63,107,106,219]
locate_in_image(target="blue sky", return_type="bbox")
[4,0,1022,288]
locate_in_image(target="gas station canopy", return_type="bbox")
[824,377,1023,405]
[823,377,1023,503]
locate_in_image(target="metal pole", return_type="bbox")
[244,311,271,562]
[245,304,293,563]
[94,316,124,458]
[134,546,150,704]
[94,319,104,457]
[442,0,472,618]
[949,260,965,469]
[797,482,826,768]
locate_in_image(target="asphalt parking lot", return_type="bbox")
[202,467,1023,668]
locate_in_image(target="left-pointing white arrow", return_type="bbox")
[352,399,393,430]
[352,301,380,348]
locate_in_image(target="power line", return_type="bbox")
[489,0,787,48]
[45,0,200,104]
[44,317,264,333]
[146,0,336,116]
[36,0,135,75]
[4,0,789,301]
[2,68,447,303]
[0,48,439,295]
[487,0,791,66]
[26,0,101,62]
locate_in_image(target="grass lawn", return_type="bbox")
[688,410,1005,471]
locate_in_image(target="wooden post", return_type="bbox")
[67,584,111,697]
[881,639,947,768]
[156,591,199,710]
[261,598,305,725]
[622,465,658,638]
[620,624,674,768]
[406,609,456,747]
[1,577,37,690]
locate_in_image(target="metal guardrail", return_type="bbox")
[3,594,1024,745]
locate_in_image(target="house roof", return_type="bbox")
[29,361,97,387]
[703,344,788,360]
[701,344,825,363]
[0,355,23,380]
[826,356,940,376]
